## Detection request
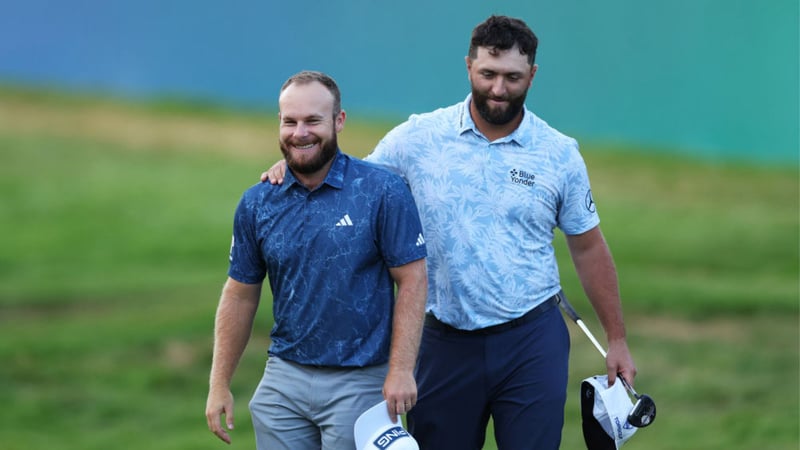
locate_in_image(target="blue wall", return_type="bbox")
[1,0,797,162]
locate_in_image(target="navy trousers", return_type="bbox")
[408,304,570,450]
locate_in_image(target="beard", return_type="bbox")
[280,133,338,175]
[471,88,528,125]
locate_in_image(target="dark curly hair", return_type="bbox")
[468,15,538,66]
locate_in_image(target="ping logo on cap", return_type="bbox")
[373,426,410,449]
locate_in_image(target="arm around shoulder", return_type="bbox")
[261,159,287,184]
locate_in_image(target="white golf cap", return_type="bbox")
[581,375,638,449]
[354,401,419,450]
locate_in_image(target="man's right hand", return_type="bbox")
[206,387,235,444]
[260,160,287,184]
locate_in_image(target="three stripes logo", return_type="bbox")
[416,233,425,247]
[336,214,353,227]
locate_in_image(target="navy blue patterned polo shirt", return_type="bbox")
[228,150,426,367]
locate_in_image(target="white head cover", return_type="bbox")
[583,375,638,449]
[354,401,419,450]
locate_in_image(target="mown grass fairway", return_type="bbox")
[0,88,797,449]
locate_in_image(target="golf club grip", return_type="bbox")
[555,290,582,322]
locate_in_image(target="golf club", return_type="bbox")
[555,291,656,428]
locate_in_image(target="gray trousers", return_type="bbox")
[249,356,387,450]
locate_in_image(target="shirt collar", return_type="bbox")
[458,93,535,148]
[281,149,346,192]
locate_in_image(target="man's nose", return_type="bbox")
[294,122,309,137]
[489,78,507,97]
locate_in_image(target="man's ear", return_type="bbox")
[335,110,346,133]
[528,64,538,88]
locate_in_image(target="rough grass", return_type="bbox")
[0,87,797,449]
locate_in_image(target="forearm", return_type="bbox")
[568,227,637,382]
[382,259,427,419]
[389,295,425,375]
[209,278,261,389]
[567,228,626,342]
[387,259,427,374]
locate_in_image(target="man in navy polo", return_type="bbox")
[205,71,428,450]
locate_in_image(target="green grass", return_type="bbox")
[0,88,797,449]
[0,134,240,303]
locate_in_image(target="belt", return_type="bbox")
[424,294,559,335]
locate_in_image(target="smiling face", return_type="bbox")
[278,80,345,185]
[466,45,537,138]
